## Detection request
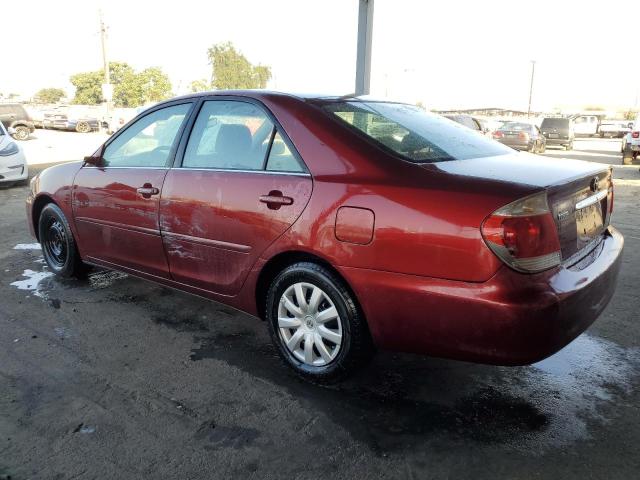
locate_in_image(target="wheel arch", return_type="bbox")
[31,194,58,241]
[254,250,363,323]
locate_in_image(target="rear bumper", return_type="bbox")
[499,139,531,151]
[341,226,623,365]
[544,137,571,146]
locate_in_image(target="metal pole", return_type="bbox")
[527,60,536,118]
[99,10,110,85]
[355,0,374,96]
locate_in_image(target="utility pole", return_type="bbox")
[100,10,110,85]
[527,60,536,118]
[99,9,113,124]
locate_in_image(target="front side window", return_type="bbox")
[324,101,510,163]
[183,101,275,170]
[102,103,191,167]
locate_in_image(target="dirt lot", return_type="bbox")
[1,133,639,479]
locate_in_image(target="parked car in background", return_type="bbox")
[27,91,623,383]
[540,117,575,150]
[43,111,100,133]
[621,117,640,165]
[493,122,546,153]
[573,115,600,137]
[0,103,35,140]
[598,121,631,138]
[444,114,485,135]
[0,122,28,185]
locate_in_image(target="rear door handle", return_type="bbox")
[137,183,160,198]
[259,190,294,210]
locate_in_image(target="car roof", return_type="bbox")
[168,90,400,105]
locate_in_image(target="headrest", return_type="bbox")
[217,124,251,156]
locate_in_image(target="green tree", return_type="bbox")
[71,62,172,107]
[34,88,66,104]
[207,42,271,90]
[70,70,104,105]
[190,79,210,93]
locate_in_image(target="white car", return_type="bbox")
[0,123,28,185]
[621,116,640,165]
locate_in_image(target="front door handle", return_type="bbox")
[137,183,160,198]
[259,190,294,210]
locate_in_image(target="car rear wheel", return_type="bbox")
[12,126,30,141]
[38,203,88,277]
[622,148,635,165]
[265,262,374,383]
[75,121,91,133]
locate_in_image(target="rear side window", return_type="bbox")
[323,101,510,162]
[183,101,274,170]
[265,131,305,173]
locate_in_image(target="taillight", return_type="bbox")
[481,192,561,273]
[632,131,639,139]
[493,131,504,139]
[518,131,530,141]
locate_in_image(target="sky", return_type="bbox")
[2,0,639,111]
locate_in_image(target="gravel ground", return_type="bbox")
[0,134,639,479]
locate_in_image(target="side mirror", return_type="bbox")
[83,145,105,167]
[7,127,16,135]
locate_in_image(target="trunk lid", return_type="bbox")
[434,152,612,263]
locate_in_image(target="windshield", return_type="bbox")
[322,101,511,163]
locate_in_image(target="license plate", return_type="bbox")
[575,203,604,250]
[548,133,559,138]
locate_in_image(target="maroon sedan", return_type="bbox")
[26,92,623,382]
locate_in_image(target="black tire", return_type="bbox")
[565,141,574,151]
[76,121,91,133]
[622,150,635,165]
[13,126,30,141]
[38,203,88,277]
[265,262,374,383]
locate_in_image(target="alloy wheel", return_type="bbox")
[277,282,343,367]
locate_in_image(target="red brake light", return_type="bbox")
[518,131,529,141]
[481,192,561,273]
[493,131,504,139]
[632,131,639,138]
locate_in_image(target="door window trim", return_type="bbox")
[173,96,309,175]
[86,100,196,170]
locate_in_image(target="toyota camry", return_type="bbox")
[26,91,623,382]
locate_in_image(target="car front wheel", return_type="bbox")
[265,262,374,383]
[76,121,91,133]
[38,203,87,277]
[12,126,30,141]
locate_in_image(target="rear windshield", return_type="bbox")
[322,101,511,163]
[499,122,531,131]
[541,118,569,128]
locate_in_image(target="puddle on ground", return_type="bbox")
[190,330,639,454]
[87,270,128,290]
[13,243,42,250]
[10,269,54,298]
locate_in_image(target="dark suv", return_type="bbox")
[540,117,574,150]
[0,103,35,140]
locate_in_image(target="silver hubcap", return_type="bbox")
[278,282,343,367]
